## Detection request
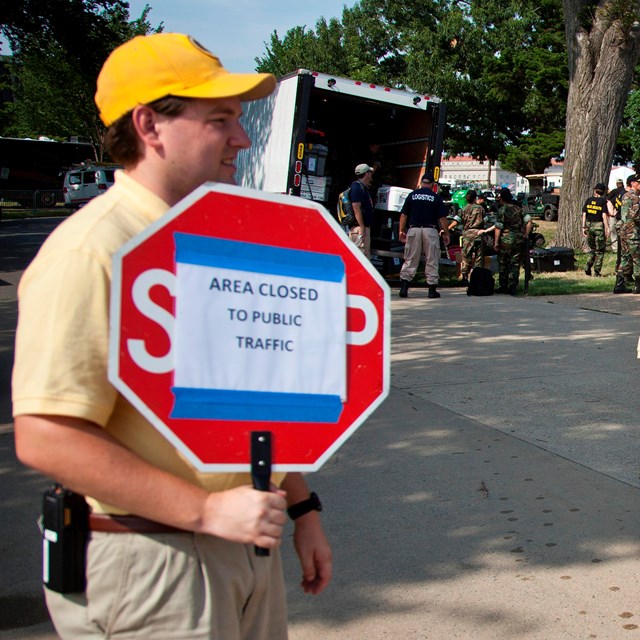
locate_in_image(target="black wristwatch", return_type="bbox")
[287,492,322,520]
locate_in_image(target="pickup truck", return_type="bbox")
[520,190,559,221]
[524,174,560,221]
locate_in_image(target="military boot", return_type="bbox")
[613,275,632,294]
[399,280,409,298]
[634,278,640,294]
[427,285,441,299]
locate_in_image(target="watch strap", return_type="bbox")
[287,492,322,520]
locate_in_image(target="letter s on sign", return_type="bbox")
[127,269,175,374]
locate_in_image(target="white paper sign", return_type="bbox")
[171,233,346,423]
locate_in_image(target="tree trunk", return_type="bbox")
[556,1,640,248]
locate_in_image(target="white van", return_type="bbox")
[63,165,118,209]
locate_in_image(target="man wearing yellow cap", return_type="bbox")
[12,33,332,639]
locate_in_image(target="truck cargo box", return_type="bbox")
[235,70,446,273]
[236,70,445,218]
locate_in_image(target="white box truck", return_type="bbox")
[236,69,446,260]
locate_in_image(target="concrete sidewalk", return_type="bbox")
[284,289,640,640]
[3,234,640,639]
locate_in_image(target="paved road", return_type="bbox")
[284,289,640,640]
[0,218,65,638]
[2,219,640,639]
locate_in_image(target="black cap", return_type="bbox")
[421,171,435,183]
[627,174,638,186]
[498,187,513,202]
[594,182,607,192]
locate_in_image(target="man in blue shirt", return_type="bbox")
[348,163,375,258]
[398,172,450,298]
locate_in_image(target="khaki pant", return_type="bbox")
[399,227,440,285]
[348,226,371,258]
[45,531,288,639]
[609,219,619,253]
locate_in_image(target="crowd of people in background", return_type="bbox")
[397,182,533,298]
[344,160,640,300]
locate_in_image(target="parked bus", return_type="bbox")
[0,136,96,207]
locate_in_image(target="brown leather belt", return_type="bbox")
[89,513,187,534]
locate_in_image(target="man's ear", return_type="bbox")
[130,105,163,151]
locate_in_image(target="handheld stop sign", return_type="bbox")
[109,183,390,474]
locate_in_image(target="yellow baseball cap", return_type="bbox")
[95,33,276,126]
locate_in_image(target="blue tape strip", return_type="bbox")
[174,233,345,283]
[171,387,343,423]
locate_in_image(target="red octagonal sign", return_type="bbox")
[109,184,389,472]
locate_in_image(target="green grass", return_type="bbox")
[436,248,617,296]
[432,218,614,295]
[436,218,620,296]
[1,206,69,220]
[522,219,616,295]
[524,251,615,296]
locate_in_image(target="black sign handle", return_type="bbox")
[251,431,272,557]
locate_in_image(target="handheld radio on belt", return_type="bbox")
[41,484,89,593]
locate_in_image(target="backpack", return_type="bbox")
[337,188,356,226]
[467,267,495,296]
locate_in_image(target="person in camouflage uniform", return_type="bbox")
[493,187,533,295]
[614,174,640,294]
[581,182,612,277]
[450,190,490,285]
[607,178,625,254]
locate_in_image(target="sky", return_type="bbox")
[128,0,358,72]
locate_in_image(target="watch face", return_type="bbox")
[310,492,322,511]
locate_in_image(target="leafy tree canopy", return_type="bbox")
[623,84,640,167]
[0,1,161,157]
[500,131,566,176]
[256,0,569,179]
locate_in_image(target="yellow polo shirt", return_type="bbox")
[12,171,283,514]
